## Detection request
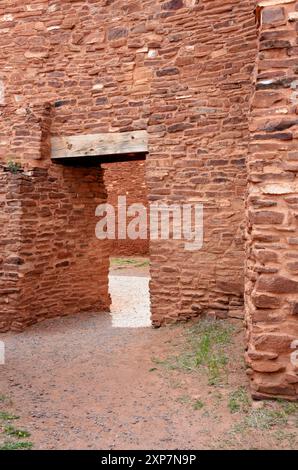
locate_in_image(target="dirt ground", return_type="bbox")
[0,258,297,450]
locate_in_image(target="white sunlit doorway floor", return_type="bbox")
[108,257,151,328]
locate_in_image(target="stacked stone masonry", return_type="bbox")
[0,0,297,399]
[246,0,298,400]
[103,161,149,256]
[0,164,110,331]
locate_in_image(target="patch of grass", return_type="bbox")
[176,395,191,405]
[243,408,288,430]
[273,430,297,446]
[277,399,298,417]
[219,398,297,449]
[155,319,234,384]
[206,353,228,385]
[0,441,33,450]
[151,355,180,371]
[228,386,251,414]
[193,399,204,410]
[135,260,150,267]
[4,425,31,438]
[0,396,33,450]
[190,319,234,384]
[110,257,149,268]
[171,352,197,372]
[110,257,137,266]
[151,356,170,367]
[7,160,21,174]
[167,378,183,390]
[176,395,205,411]
[232,400,298,434]
[0,412,19,421]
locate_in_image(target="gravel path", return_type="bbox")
[1,261,296,450]
[1,313,297,450]
[109,275,151,328]
[0,313,206,450]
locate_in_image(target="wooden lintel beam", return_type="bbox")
[51,130,148,160]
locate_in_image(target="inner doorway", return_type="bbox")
[102,160,151,328]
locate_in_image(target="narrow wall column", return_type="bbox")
[0,168,22,331]
[246,0,298,399]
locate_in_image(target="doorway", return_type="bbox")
[102,160,151,328]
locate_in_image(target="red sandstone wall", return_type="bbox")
[17,165,110,329]
[147,0,258,324]
[1,0,297,400]
[0,167,22,331]
[0,164,110,332]
[0,0,258,330]
[0,0,154,163]
[103,161,149,256]
[246,0,298,400]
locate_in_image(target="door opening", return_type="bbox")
[102,159,151,328]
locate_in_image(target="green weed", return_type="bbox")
[4,425,31,439]
[0,441,33,450]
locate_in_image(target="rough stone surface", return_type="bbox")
[147,0,257,326]
[0,0,257,330]
[246,0,298,400]
[0,0,297,400]
[0,165,110,331]
[103,161,149,256]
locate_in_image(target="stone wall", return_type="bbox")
[246,0,298,399]
[147,0,257,325]
[1,0,298,399]
[0,0,258,329]
[103,161,149,256]
[0,164,110,332]
[0,168,22,331]
[0,0,153,165]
